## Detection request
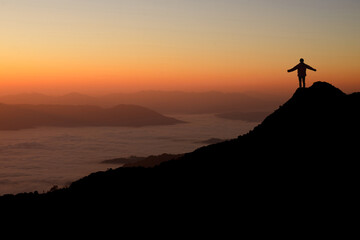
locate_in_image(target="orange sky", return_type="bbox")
[1,0,359,95]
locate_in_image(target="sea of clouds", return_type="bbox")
[0,114,258,195]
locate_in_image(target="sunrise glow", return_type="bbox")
[1,0,359,95]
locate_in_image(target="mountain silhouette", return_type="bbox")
[155,82,359,171]
[0,104,183,130]
[0,91,280,114]
[1,82,359,207]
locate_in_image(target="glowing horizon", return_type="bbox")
[1,0,359,95]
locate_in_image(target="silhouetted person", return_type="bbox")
[288,58,316,88]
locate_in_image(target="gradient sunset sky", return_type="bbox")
[1,0,359,95]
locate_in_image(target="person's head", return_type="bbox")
[300,58,304,63]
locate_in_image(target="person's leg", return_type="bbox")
[303,77,306,88]
[299,77,302,88]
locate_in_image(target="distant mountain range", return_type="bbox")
[0,104,183,130]
[1,82,359,209]
[0,91,283,114]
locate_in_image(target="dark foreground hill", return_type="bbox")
[0,104,183,130]
[1,82,359,209]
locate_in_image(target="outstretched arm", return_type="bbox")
[287,65,298,72]
[305,64,316,71]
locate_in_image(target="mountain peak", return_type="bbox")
[292,81,345,100]
[310,81,340,91]
[250,81,358,138]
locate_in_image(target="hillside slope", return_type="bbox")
[1,82,359,204]
[157,81,359,170]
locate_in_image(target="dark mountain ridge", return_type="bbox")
[156,82,359,170]
[1,82,359,205]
